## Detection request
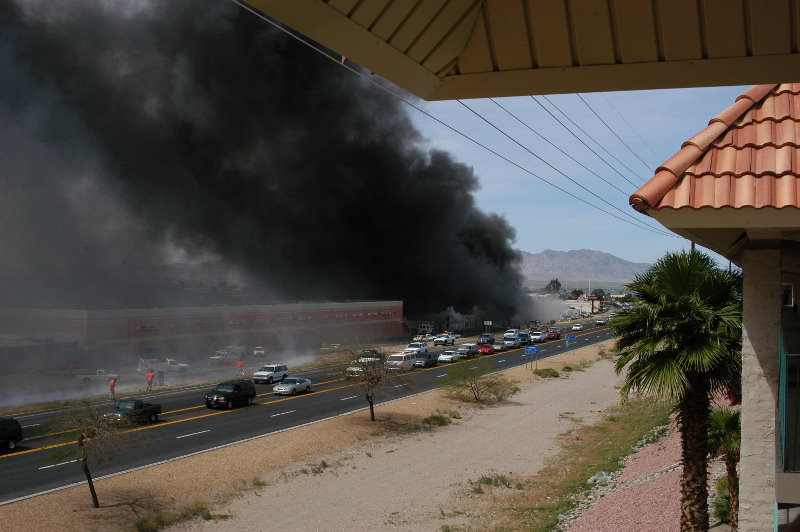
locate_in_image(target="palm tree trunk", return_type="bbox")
[726,453,739,531]
[679,381,710,531]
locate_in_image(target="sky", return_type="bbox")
[400,85,750,264]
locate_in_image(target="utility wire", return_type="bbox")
[230,0,677,238]
[490,98,629,196]
[576,93,652,178]
[459,100,676,237]
[536,95,641,188]
[600,92,664,164]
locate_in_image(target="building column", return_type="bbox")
[740,248,781,531]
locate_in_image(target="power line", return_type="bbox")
[489,98,629,196]
[458,100,676,237]
[600,92,664,164]
[537,95,642,187]
[576,93,652,178]
[230,0,677,238]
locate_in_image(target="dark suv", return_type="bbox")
[0,417,23,451]
[477,333,495,346]
[204,379,257,409]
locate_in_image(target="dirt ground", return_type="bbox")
[1,341,621,532]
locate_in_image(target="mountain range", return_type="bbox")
[518,249,651,289]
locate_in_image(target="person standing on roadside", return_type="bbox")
[236,358,245,376]
[146,368,156,391]
[108,376,117,401]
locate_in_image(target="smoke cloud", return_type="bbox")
[0,0,522,316]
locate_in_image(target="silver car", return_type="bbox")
[273,377,312,395]
[437,350,460,363]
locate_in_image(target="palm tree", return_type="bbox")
[708,408,740,531]
[612,250,742,532]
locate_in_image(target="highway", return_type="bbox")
[0,325,614,504]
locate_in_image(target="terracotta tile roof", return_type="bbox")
[630,83,800,212]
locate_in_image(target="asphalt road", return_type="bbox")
[0,325,614,505]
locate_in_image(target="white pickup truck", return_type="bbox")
[75,369,118,383]
[139,358,189,373]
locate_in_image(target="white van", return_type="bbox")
[385,352,415,372]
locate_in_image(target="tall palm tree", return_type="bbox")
[708,408,741,531]
[612,250,742,532]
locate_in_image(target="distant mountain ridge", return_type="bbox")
[519,249,651,288]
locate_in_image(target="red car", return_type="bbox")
[545,328,562,340]
[477,344,495,355]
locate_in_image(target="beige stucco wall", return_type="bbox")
[740,248,781,530]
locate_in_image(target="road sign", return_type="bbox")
[525,346,539,354]
[566,334,577,341]
[483,321,492,325]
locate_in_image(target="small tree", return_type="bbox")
[438,359,518,402]
[570,288,584,299]
[49,401,130,508]
[708,408,740,531]
[344,347,398,421]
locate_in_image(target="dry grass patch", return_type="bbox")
[465,397,671,532]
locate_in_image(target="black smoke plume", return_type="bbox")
[0,0,522,316]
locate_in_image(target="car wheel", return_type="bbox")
[247,396,253,405]
[226,401,233,410]
[306,385,311,393]
[291,388,296,396]
[8,440,16,450]
[148,413,156,423]
[267,376,273,384]
[205,402,213,409]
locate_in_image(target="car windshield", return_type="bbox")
[214,384,234,393]
[407,343,421,348]
[259,366,276,372]
[281,378,299,385]
[116,400,137,410]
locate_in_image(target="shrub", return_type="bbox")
[533,368,560,378]
[422,413,451,426]
[712,476,731,523]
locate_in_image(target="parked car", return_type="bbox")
[492,339,507,351]
[204,379,257,409]
[413,352,437,368]
[104,399,161,424]
[477,344,495,355]
[571,323,584,331]
[412,334,425,342]
[252,364,289,384]
[0,417,23,451]
[385,352,416,372]
[403,342,429,354]
[437,350,460,363]
[529,331,546,343]
[273,377,312,395]
[456,343,478,358]
[433,334,455,346]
